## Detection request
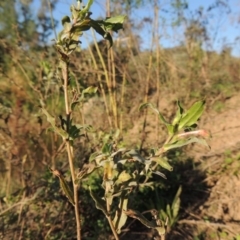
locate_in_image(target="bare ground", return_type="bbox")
[123,94,240,239]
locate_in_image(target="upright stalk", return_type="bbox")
[106,215,119,240]
[87,33,112,127]
[154,0,161,144]
[62,60,81,240]
[91,30,114,127]
[105,197,119,240]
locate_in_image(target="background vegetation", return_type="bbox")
[0,0,240,239]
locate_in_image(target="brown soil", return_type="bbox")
[124,94,240,239]
[83,93,240,239]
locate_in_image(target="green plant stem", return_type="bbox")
[62,60,81,240]
[144,134,175,184]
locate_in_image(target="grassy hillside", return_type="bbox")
[0,1,240,239]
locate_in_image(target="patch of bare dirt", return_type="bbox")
[127,94,240,239]
[84,93,240,239]
[178,94,240,239]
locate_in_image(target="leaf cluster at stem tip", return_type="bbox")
[56,0,126,56]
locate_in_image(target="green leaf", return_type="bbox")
[171,186,182,210]
[95,154,108,165]
[70,5,79,20]
[75,163,98,182]
[68,125,80,139]
[124,209,157,228]
[178,100,205,130]
[105,15,126,24]
[68,39,81,52]
[89,187,108,216]
[127,149,150,164]
[172,197,180,219]
[76,86,98,104]
[89,152,100,162]
[139,103,168,124]
[101,143,112,154]
[81,0,94,14]
[71,19,91,33]
[172,186,181,218]
[115,171,131,185]
[41,107,68,139]
[100,15,126,32]
[68,123,92,140]
[82,86,98,95]
[139,103,174,135]
[71,101,79,111]
[166,204,172,219]
[172,101,184,126]
[50,168,75,206]
[89,19,113,47]
[160,209,168,220]
[151,157,173,171]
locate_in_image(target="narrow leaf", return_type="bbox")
[151,157,173,171]
[172,197,180,219]
[89,152,100,162]
[139,103,169,125]
[172,186,182,218]
[152,171,167,179]
[105,15,126,24]
[172,101,184,126]
[41,107,68,139]
[100,15,126,32]
[82,86,98,95]
[89,187,108,216]
[50,168,75,206]
[71,19,91,33]
[124,209,157,228]
[76,163,98,181]
[139,103,174,134]
[81,0,94,14]
[166,204,172,219]
[127,149,151,164]
[101,143,112,154]
[160,209,168,220]
[113,198,128,233]
[178,100,205,130]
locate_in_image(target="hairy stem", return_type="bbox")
[62,60,81,240]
